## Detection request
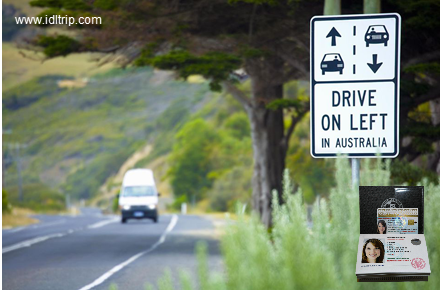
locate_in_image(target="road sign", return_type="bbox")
[310,13,401,158]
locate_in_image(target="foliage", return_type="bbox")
[8,183,65,212]
[168,194,188,212]
[222,112,250,139]
[36,35,80,57]
[3,189,11,213]
[140,51,242,92]
[144,158,440,290]
[112,194,119,213]
[391,159,439,186]
[30,0,89,10]
[168,118,219,200]
[208,166,252,212]
[3,68,210,205]
[3,75,68,111]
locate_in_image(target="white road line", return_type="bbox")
[87,217,119,229]
[4,226,26,233]
[30,219,66,229]
[2,233,66,254]
[3,219,66,235]
[3,217,119,254]
[78,214,179,290]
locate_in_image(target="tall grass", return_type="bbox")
[147,158,440,290]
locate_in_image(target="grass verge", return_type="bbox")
[2,207,39,229]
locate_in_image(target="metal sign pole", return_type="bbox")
[351,158,360,188]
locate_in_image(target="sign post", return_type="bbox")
[310,14,401,184]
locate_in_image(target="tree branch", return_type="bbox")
[403,50,440,69]
[282,102,310,149]
[222,80,252,111]
[411,85,440,107]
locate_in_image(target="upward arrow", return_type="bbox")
[367,54,383,73]
[326,27,341,46]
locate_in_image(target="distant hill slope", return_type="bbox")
[3,67,211,203]
[2,42,115,92]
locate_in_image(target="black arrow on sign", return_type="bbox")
[326,27,341,46]
[367,54,383,73]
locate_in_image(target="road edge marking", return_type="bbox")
[2,233,66,254]
[78,214,179,290]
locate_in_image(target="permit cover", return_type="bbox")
[359,186,424,234]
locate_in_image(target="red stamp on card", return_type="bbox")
[411,258,426,270]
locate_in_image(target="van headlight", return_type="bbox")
[123,205,131,210]
[148,204,156,209]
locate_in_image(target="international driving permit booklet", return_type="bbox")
[356,186,430,282]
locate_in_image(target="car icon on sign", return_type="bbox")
[321,53,344,75]
[365,25,389,47]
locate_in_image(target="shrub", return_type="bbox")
[142,158,440,290]
[2,189,11,213]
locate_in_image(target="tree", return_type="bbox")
[27,0,321,227]
[383,0,440,174]
[169,118,218,202]
[26,0,440,225]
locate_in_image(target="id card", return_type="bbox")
[356,234,430,275]
[377,208,418,234]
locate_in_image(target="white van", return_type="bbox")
[119,169,159,223]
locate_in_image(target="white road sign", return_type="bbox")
[310,13,401,158]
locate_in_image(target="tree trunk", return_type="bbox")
[245,57,286,228]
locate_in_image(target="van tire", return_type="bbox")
[153,216,158,223]
[121,218,127,223]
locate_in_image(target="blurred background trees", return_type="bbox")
[1,0,439,219]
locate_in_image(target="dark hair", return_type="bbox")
[377,220,387,234]
[362,239,385,263]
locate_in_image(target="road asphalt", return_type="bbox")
[2,208,223,290]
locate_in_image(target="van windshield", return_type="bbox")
[122,186,156,197]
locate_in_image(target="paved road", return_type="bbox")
[2,208,223,290]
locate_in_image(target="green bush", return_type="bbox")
[168,194,188,212]
[143,158,440,290]
[3,189,11,213]
[208,166,252,212]
[112,194,120,213]
[391,159,439,186]
[8,183,65,212]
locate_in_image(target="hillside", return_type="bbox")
[3,66,212,209]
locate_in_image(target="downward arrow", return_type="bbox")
[367,54,383,73]
[326,27,341,46]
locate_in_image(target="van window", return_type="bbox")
[122,186,156,197]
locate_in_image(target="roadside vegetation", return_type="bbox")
[142,159,440,290]
[2,67,211,213]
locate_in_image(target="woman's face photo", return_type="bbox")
[365,242,381,262]
[378,222,386,234]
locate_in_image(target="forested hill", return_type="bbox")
[2,67,212,210]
